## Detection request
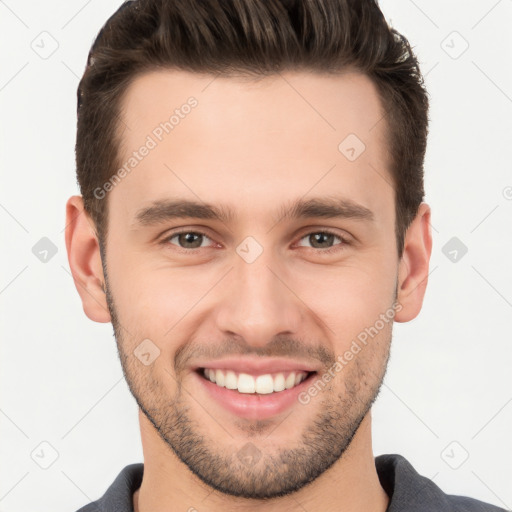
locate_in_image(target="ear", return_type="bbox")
[394,202,432,323]
[64,195,111,323]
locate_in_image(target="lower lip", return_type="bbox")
[194,370,315,420]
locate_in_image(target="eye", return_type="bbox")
[162,230,214,250]
[295,230,349,253]
[160,229,350,254]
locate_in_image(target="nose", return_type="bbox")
[214,247,304,348]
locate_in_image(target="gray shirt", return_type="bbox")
[75,453,507,511]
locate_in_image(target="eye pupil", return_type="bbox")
[310,232,334,248]
[179,232,203,248]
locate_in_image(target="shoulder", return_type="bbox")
[375,454,507,512]
[73,463,144,512]
[447,495,509,512]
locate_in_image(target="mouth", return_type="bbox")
[193,363,319,420]
[196,367,316,394]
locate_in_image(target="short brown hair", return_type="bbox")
[76,0,429,258]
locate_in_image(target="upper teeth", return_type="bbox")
[203,368,309,394]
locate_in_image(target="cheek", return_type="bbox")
[108,259,215,345]
[288,259,396,336]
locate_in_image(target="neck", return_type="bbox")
[133,409,389,512]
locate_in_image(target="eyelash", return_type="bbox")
[159,228,351,255]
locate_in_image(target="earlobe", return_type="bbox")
[64,195,111,323]
[394,202,433,323]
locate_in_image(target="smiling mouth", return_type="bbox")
[197,368,317,394]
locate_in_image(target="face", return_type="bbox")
[100,69,401,498]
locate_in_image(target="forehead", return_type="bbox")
[110,69,393,226]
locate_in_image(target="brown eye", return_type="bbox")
[296,230,349,253]
[163,231,212,250]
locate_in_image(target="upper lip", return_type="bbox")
[193,357,320,375]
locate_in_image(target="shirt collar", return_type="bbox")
[82,454,455,512]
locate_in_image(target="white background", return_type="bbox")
[1,1,511,511]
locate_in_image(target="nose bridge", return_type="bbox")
[215,245,301,345]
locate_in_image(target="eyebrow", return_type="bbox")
[132,196,375,227]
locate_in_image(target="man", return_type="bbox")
[65,0,506,510]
